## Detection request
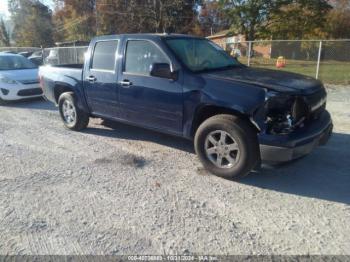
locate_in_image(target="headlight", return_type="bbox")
[264,91,308,135]
[0,76,18,85]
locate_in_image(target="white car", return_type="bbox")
[0,53,42,103]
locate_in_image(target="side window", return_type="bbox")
[91,40,118,71]
[125,40,169,75]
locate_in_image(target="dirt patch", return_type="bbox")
[121,154,148,169]
[93,153,149,169]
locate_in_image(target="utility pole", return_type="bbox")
[95,0,98,35]
[316,40,323,79]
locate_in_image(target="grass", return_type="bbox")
[237,57,350,85]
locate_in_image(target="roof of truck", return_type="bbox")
[92,33,203,41]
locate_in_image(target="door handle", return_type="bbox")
[119,80,133,87]
[86,75,97,82]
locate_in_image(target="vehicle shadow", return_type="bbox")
[84,119,195,154]
[84,120,350,205]
[1,98,56,111]
[242,132,350,205]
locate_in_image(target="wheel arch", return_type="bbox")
[190,104,259,138]
[53,83,74,104]
[53,82,90,114]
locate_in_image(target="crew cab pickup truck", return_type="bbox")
[39,34,333,179]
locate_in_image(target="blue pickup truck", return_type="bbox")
[39,34,332,179]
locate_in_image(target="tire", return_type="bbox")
[58,92,89,131]
[194,114,260,179]
[0,97,6,105]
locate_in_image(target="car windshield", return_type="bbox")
[0,55,38,70]
[165,38,240,72]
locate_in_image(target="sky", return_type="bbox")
[0,0,54,18]
[0,0,9,17]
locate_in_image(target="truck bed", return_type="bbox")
[39,65,84,104]
[52,64,84,69]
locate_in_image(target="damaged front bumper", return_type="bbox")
[259,110,333,163]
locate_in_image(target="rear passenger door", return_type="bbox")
[84,39,120,117]
[118,39,183,134]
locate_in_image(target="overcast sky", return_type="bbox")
[0,0,9,17]
[0,0,54,17]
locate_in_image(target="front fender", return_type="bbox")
[182,74,266,138]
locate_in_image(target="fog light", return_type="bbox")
[1,88,9,95]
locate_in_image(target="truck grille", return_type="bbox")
[17,88,43,97]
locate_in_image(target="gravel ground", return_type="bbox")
[0,85,349,255]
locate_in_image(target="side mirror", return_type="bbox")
[150,63,177,80]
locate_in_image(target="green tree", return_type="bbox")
[218,0,284,40]
[95,0,197,35]
[0,19,10,46]
[9,0,54,47]
[266,0,331,60]
[95,0,142,35]
[148,0,197,34]
[198,0,229,36]
[95,0,124,35]
[53,0,96,42]
[218,0,331,41]
[268,0,331,40]
[326,0,350,39]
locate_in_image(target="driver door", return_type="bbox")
[118,39,183,134]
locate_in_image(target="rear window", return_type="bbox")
[91,40,118,71]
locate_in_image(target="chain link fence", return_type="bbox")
[0,46,88,66]
[227,40,350,85]
[42,46,88,66]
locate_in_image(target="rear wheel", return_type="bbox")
[194,114,260,179]
[58,92,89,131]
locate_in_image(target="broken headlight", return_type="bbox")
[264,91,309,135]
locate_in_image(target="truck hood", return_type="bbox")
[202,66,323,94]
[0,68,39,82]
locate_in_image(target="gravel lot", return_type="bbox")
[0,85,349,255]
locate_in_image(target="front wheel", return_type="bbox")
[194,114,260,179]
[0,97,6,105]
[58,92,89,131]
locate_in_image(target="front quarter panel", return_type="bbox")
[183,73,266,137]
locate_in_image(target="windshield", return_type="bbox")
[165,38,240,72]
[0,55,38,70]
